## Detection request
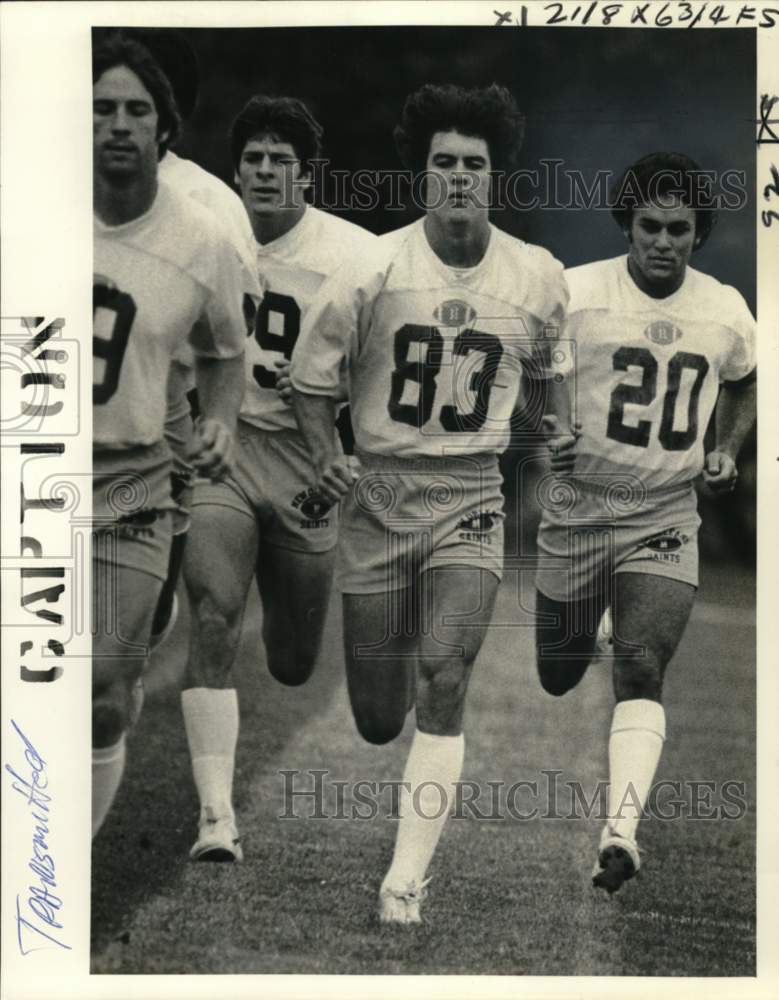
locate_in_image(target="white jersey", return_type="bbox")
[94,183,254,450]
[159,152,256,272]
[157,157,259,442]
[291,218,569,457]
[565,255,756,492]
[241,206,377,431]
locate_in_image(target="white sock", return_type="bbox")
[181,687,239,821]
[608,699,666,842]
[383,729,465,890]
[92,735,126,839]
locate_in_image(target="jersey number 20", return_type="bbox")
[607,346,709,451]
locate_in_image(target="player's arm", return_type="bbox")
[290,270,363,502]
[292,392,356,503]
[535,269,579,474]
[192,353,245,480]
[541,376,581,475]
[189,230,258,480]
[703,370,756,494]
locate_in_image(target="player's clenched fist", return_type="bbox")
[315,455,360,503]
[542,415,582,474]
[702,450,738,494]
[274,359,293,403]
[190,417,236,481]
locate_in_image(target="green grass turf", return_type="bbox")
[91,561,755,975]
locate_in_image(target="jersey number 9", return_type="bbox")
[93,282,136,405]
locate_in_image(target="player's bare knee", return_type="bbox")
[266,647,317,687]
[613,653,664,701]
[193,593,242,648]
[417,658,469,710]
[537,661,576,697]
[263,622,319,686]
[352,706,405,745]
[93,694,128,748]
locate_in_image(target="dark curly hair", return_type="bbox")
[92,34,182,158]
[393,83,525,174]
[229,96,324,174]
[610,152,717,250]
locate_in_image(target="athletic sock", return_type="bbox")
[92,735,126,838]
[382,729,465,890]
[607,698,666,842]
[181,687,239,822]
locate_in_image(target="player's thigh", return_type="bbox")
[92,561,163,738]
[183,498,258,617]
[535,587,606,665]
[413,566,498,733]
[343,589,418,743]
[416,565,499,671]
[256,542,336,681]
[613,571,696,668]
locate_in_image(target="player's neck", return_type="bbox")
[423,213,490,268]
[94,175,158,226]
[627,256,686,299]
[251,203,307,246]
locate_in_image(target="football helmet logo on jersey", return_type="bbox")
[434,299,476,327]
[644,320,683,345]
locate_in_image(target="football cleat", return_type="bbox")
[592,824,640,894]
[378,878,431,925]
[595,606,614,654]
[150,593,179,652]
[189,807,243,863]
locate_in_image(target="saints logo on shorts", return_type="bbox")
[640,527,690,564]
[457,509,500,544]
[292,487,333,529]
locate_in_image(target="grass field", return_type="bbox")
[91,559,755,976]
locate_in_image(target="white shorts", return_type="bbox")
[192,421,339,554]
[337,450,505,594]
[535,478,700,602]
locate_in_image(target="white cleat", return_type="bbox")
[378,878,430,925]
[189,807,243,863]
[150,593,179,652]
[592,824,640,894]
[595,606,614,654]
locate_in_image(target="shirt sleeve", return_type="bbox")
[189,230,260,360]
[290,264,367,397]
[719,287,756,382]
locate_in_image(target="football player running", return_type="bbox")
[108,29,258,652]
[534,152,756,893]
[292,84,571,923]
[92,36,251,837]
[181,96,376,862]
